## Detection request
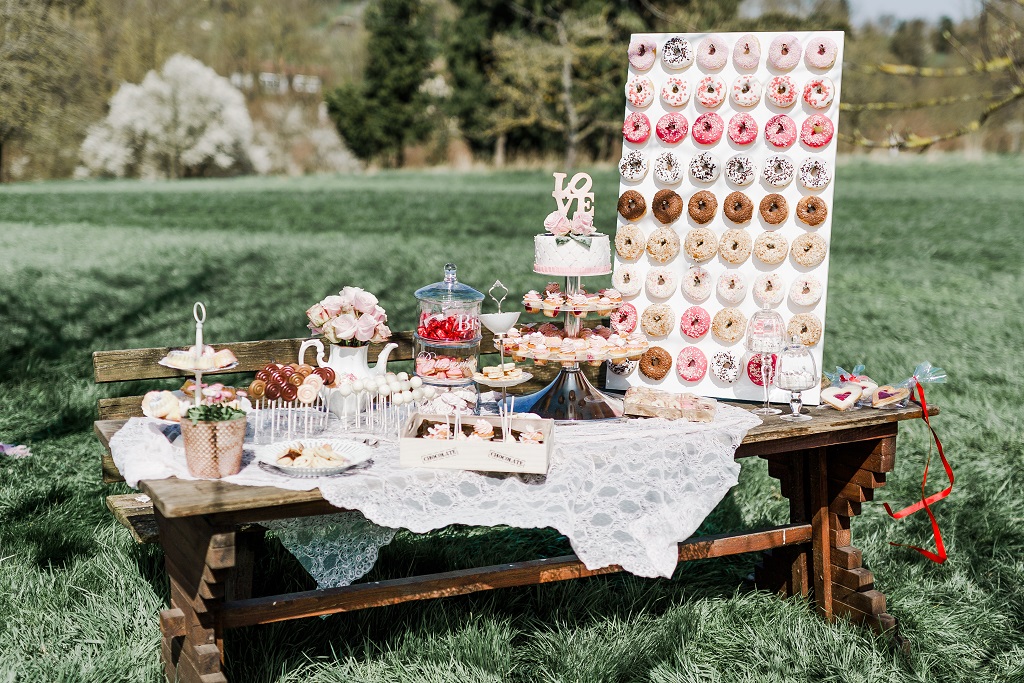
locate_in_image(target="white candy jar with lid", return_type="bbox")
[414,264,483,344]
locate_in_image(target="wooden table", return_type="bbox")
[96,403,930,683]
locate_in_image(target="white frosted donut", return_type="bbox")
[696,75,726,108]
[725,155,756,186]
[661,77,690,107]
[799,156,832,189]
[717,272,747,304]
[754,273,785,306]
[662,36,693,69]
[732,34,760,70]
[803,77,835,109]
[689,152,720,183]
[654,151,684,184]
[619,151,648,181]
[626,76,655,108]
[711,350,741,383]
[789,275,822,306]
[762,154,794,187]
[731,75,761,107]
[613,264,643,297]
[768,34,802,71]
[697,35,729,70]
[682,266,712,301]
[646,267,678,298]
[765,75,797,108]
[805,35,838,69]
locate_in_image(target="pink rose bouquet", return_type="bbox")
[306,287,391,346]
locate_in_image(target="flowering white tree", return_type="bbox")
[80,54,255,178]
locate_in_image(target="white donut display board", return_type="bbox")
[607,31,844,405]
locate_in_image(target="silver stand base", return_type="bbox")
[515,365,624,421]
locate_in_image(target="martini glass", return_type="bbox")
[745,304,786,415]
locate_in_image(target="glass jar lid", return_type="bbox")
[414,264,484,304]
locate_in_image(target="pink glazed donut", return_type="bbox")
[765,114,797,148]
[628,37,657,71]
[622,112,651,143]
[728,113,758,145]
[805,35,838,69]
[801,114,835,148]
[732,34,761,70]
[768,35,802,70]
[656,113,689,144]
[610,302,638,334]
[679,306,711,339]
[696,35,729,70]
[677,347,708,381]
[692,112,724,144]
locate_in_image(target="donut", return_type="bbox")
[765,75,798,108]
[676,347,708,382]
[753,273,785,306]
[661,77,690,107]
[626,76,655,108]
[641,303,674,337]
[607,359,637,377]
[662,36,693,69]
[618,151,648,181]
[732,34,761,70]
[679,306,711,338]
[612,265,643,297]
[646,227,680,263]
[719,229,752,264]
[796,196,828,226]
[682,266,712,301]
[622,112,652,143]
[691,112,724,145]
[615,224,646,259]
[618,190,646,221]
[803,77,835,109]
[788,313,822,346]
[652,189,683,224]
[684,227,718,262]
[765,114,797,148]
[687,190,717,224]
[639,346,672,380]
[762,155,794,187]
[610,302,638,333]
[723,191,753,223]
[789,275,822,306]
[705,351,737,384]
[759,193,789,225]
[726,155,757,185]
[646,267,678,298]
[656,113,689,144]
[696,75,726,107]
[653,151,684,184]
[731,75,761,107]
[696,35,728,70]
[801,115,834,148]
[768,35,802,70]
[628,38,657,71]
[689,151,720,182]
[717,271,747,304]
[805,35,838,69]
[727,113,758,145]
[747,353,777,386]
[791,233,827,267]
[799,157,831,189]
[754,232,789,265]
[712,307,747,343]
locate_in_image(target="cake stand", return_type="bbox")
[157,303,238,408]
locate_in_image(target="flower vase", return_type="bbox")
[298,338,398,418]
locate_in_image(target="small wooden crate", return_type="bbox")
[400,413,554,474]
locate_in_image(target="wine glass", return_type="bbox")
[745,304,786,415]
[775,334,818,422]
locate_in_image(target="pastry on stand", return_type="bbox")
[475,280,532,414]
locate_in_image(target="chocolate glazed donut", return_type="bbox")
[652,189,683,224]
[618,190,646,221]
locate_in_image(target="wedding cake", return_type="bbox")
[534,172,611,276]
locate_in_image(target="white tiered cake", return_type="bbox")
[533,172,611,276]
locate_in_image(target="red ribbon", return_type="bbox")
[882,380,954,563]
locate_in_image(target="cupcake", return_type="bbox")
[569,293,590,319]
[472,420,495,441]
[601,288,623,304]
[533,347,550,365]
[523,290,543,314]
[543,292,564,317]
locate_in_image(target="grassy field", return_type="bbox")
[1,159,1022,682]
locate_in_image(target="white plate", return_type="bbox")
[260,438,373,477]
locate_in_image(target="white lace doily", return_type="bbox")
[110,406,760,587]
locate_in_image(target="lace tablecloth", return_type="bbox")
[110,406,760,587]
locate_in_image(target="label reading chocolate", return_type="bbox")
[422,449,458,463]
[487,450,525,468]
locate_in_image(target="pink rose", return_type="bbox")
[306,303,331,327]
[330,313,358,341]
[368,304,388,323]
[354,314,378,342]
[571,212,595,236]
[353,289,379,315]
[544,211,571,236]
[370,323,391,343]
[337,286,358,308]
[320,296,347,317]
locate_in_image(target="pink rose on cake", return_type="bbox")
[570,212,595,236]
[544,211,572,236]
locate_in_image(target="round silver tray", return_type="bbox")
[472,372,533,388]
[257,438,374,478]
[157,359,239,374]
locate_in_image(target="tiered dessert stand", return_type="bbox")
[157,303,238,408]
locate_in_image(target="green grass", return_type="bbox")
[1,159,1023,682]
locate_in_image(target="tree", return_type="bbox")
[890,20,928,68]
[933,16,955,54]
[79,54,255,178]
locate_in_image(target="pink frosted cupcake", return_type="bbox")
[523,290,543,314]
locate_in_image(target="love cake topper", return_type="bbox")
[551,172,594,217]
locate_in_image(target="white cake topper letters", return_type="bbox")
[552,172,595,217]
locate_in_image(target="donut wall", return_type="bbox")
[607,31,844,405]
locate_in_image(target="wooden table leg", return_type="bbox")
[758,450,811,597]
[809,446,834,620]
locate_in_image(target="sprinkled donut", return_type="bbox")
[799,156,831,189]
[618,150,648,181]
[684,227,718,262]
[724,191,753,223]
[717,271,747,304]
[656,113,689,144]
[747,354,777,385]
[765,75,798,107]
[801,115,834,148]
[662,36,693,70]
[618,190,646,221]
[732,34,761,70]
[696,35,729,70]
[689,151,720,182]
[696,75,726,108]
[615,224,646,259]
[803,77,835,109]
[765,114,797,148]
[726,155,757,185]
[646,267,678,298]
[628,38,657,71]
[679,306,710,338]
[712,307,747,343]
[728,113,759,145]
[610,302,638,333]
[788,313,822,346]
[768,34,802,71]
[692,113,724,145]
[639,346,672,380]
[654,151,684,184]
[687,190,717,224]
[683,266,712,301]
[626,76,655,108]
[753,273,785,306]
[612,265,642,297]
[789,275,822,306]
[791,233,827,267]
[607,359,637,377]
[805,35,838,70]
[652,189,683,224]
[759,193,789,225]
[641,303,674,337]
[622,112,651,143]
[708,351,738,383]
[753,232,789,265]
[796,196,828,226]
[719,229,752,264]
[762,154,794,186]
[731,75,761,107]
[676,347,708,382]
[646,227,680,264]
[661,77,690,107]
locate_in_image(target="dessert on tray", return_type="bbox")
[624,387,718,422]
[534,172,611,276]
[496,322,649,366]
[160,345,238,372]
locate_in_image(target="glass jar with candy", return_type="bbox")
[414,263,484,343]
